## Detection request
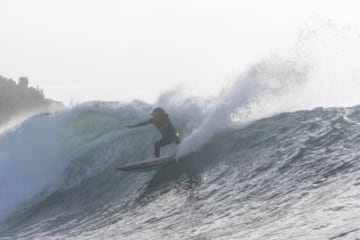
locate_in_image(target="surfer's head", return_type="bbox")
[151,107,165,116]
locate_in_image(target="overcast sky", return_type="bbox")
[1,0,360,104]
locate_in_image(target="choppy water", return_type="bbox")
[1,101,360,240]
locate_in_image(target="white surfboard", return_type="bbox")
[116,156,176,172]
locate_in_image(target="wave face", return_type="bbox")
[1,99,360,239]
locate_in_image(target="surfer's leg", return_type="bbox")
[154,137,172,157]
[154,141,161,158]
[174,135,181,144]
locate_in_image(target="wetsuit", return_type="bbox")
[131,112,180,157]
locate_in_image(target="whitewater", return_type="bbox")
[1,25,360,239]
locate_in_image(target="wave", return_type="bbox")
[2,102,360,239]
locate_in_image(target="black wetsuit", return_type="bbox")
[132,112,180,157]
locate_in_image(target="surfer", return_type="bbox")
[127,107,181,158]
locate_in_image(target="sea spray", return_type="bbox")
[175,56,308,158]
[0,111,72,223]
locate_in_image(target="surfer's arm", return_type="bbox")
[127,119,153,128]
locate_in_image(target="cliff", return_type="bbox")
[0,75,64,126]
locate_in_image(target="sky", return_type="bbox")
[1,0,360,104]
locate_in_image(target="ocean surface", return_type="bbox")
[1,97,360,240]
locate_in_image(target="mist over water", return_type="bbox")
[175,22,360,157]
[1,23,360,239]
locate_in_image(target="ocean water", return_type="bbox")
[1,100,360,240]
[2,25,360,240]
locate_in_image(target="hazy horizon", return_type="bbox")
[1,0,360,105]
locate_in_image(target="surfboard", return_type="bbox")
[116,156,176,172]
